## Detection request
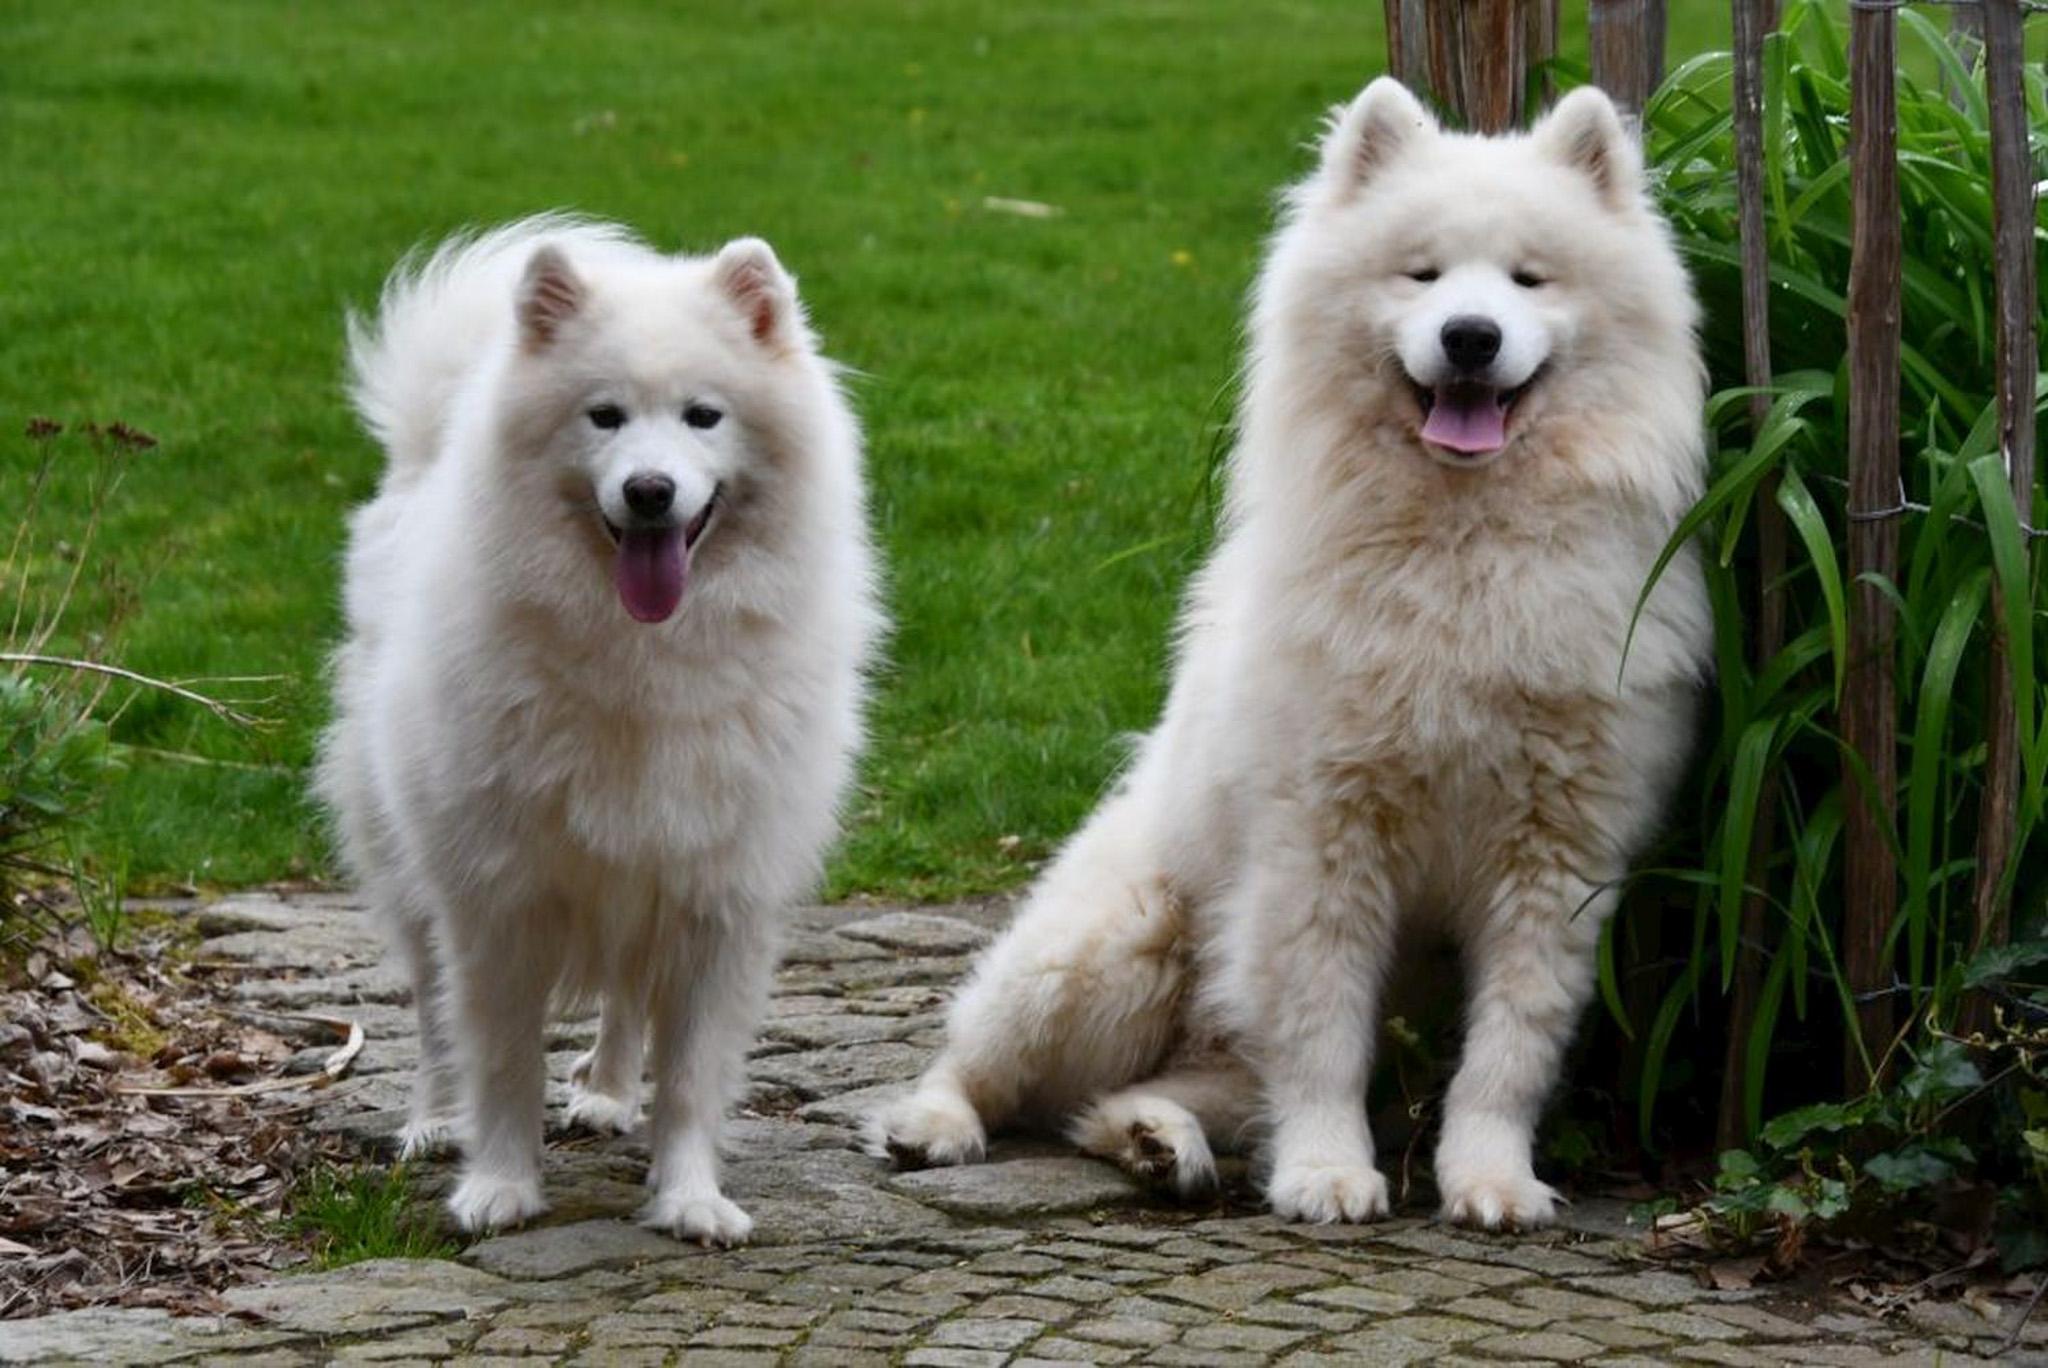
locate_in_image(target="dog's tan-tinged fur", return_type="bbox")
[873,79,1710,1229]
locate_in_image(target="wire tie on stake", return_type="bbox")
[1847,477,1908,523]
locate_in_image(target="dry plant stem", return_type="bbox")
[117,1013,363,1097]
[1964,0,2035,1036]
[0,653,271,730]
[1842,0,1902,1093]
[1997,1274,2048,1357]
[3,451,59,645]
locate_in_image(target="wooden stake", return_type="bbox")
[1843,0,1902,1092]
[1590,0,1666,116]
[1718,0,1785,1151]
[1966,0,2036,1032]
[1525,0,1561,109]
[1460,0,1527,131]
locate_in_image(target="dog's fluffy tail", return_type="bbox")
[345,213,637,479]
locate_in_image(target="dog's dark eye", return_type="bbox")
[1406,268,1440,284]
[683,403,724,431]
[1512,270,1548,289]
[587,404,627,430]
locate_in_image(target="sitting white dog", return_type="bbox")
[319,216,881,1242]
[874,79,1710,1230]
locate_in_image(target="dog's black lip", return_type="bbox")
[599,483,724,548]
[1408,365,1548,421]
[683,483,723,548]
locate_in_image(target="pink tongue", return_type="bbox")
[1421,386,1508,455]
[614,527,687,623]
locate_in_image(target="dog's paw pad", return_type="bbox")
[1120,1116,1216,1195]
[446,1170,547,1233]
[564,1085,640,1135]
[1071,1097,1216,1197]
[641,1191,753,1247]
[866,1094,986,1169]
[1267,1161,1390,1224]
[1439,1170,1561,1231]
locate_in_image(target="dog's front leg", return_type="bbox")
[640,911,776,1247]
[1218,797,1399,1224]
[440,901,554,1233]
[1436,826,1613,1231]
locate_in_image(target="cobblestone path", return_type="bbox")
[2,892,2039,1365]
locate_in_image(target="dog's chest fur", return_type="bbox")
[458,602,810,889]
[1216,463,1698,899]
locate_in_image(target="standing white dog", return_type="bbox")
[874,79,1710,1230]
[319,216,880,1242]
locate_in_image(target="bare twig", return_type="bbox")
[117,1013,363,1097]
[0,653,273,729]
[1998,1274,2048,1356]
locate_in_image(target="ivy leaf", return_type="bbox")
[1761,1100,1869,1150]
[1865,1146,1957,1193]
[1961,939,2048,989]
[1811,1177,1853,1221]
[1765,1186,1811,1220]
[1718,1148,1763,1181]
[1900,1040,1983,1106]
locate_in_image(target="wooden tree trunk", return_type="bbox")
[1843,1,1903,1093]
[1966,0,2036,1034]
[1717,0,1784,1151]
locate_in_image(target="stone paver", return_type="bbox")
[2,889,2041,1366]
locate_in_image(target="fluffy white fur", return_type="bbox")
[318,215,881,1243]
[873,80,1711,1230]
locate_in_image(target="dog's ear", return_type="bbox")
[1535,85,1641,212]
[516,244,585,350]
[712,238,799,349]
[1319,77,1435,194]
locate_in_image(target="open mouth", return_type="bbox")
[1411,369,1543,459]
[601,484,723,624]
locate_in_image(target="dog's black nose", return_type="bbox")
[622,474,675,519]
[1441,316,1502,372]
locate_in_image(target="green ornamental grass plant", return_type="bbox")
[1637,1,2048,1260]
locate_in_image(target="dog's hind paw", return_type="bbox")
[1070,1095,1217,1197]
[1267,1160,1390,1225]
[446,1169,547,1233]
[866,1089,987,1169]
[564,1084,640,1135]
[396,1117,455,1160]
[640,1189,753,1247]
[1438,1168,1561,1231]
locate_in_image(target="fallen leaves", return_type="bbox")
[0,927,363,1318]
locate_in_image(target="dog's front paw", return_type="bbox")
[1267,1161,1390,1224]
[867,1090,986,1169]
[1438,1167,1561,1231]
[564,1083,640,1135]
[640,1189,754,1247]
[446,1168,547,1233]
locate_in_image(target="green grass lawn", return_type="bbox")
[2,0,1724,901]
